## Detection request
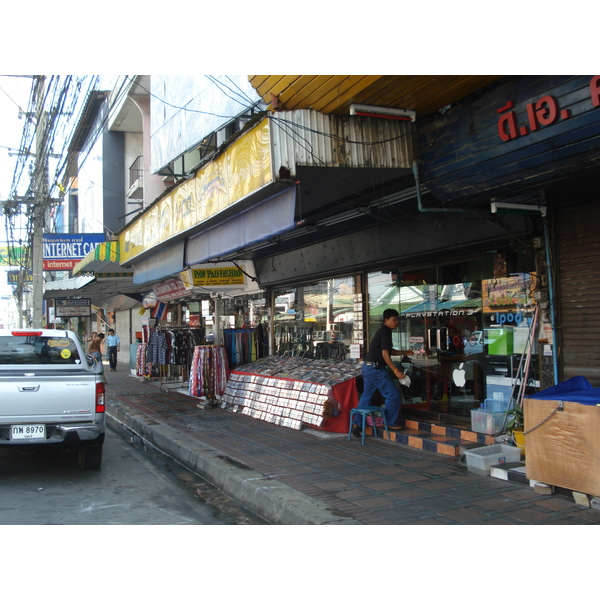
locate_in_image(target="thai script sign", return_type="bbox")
[55,298,92,317]
[6,270,33,285]
[152,278,190,301]
[482,274,534,311]
[497,76,600,142]
[0,246,26,266]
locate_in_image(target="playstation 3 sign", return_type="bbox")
[43,233,105,271]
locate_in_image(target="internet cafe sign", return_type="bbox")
[43,233,105,271]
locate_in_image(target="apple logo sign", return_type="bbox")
[453,363,467,387]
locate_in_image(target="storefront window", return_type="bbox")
[273,276,355,359]
[366,258,540,422]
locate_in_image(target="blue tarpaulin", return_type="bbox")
[529,376,600,405]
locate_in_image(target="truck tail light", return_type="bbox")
[96,382,106,413]
[12,331,43,336]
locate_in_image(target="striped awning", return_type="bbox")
[72,241,131,276]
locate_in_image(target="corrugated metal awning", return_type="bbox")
[249,75,503,117]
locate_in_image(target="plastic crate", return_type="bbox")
[464,444,522,476]
[484,397,512,413]
[366,416,384,427]
[471,409,505,435]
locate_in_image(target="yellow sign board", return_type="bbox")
[183,267,246,288]
[120,119,272,263]
[0,247,26,266]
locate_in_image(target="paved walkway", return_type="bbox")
[104,367,600,525]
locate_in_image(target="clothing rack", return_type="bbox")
[189,345,229,404]
[138,326,205,391]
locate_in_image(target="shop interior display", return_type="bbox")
[222,356,362,430]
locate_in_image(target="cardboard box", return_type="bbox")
[525,398,600,497]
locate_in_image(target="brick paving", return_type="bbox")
[105,368,600,525]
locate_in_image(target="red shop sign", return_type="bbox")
[497,76,600,142]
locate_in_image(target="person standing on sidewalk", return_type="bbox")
[106,328,121,371]
[88,332,106,383]
[352,308,412,437]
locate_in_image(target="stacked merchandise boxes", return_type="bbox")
[222,356,362,430]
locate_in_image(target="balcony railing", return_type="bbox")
[129,155,143,188]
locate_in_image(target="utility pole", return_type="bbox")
[31,75,46,328]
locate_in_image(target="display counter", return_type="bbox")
[222,356,361,433]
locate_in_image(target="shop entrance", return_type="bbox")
[367,264,484,420]
[367,259,540,424]
[400,281,484,419]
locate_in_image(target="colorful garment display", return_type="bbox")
[137,327,205,380]
[189,345,229,399]
[223,328,258,368]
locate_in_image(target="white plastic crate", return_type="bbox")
[470,408,505,435]
[464,444,522,476]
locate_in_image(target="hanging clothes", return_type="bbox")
[189,345,229,398]
[223,328,257,368]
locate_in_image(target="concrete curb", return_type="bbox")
[106,400,361,525]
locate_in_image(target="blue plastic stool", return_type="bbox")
[348,406,389,445]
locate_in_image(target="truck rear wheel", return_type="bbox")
[78,444,103,470]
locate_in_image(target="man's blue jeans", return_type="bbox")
[353,363,402,427]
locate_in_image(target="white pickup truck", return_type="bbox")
[0,329,106,469]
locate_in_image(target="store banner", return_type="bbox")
[181,260,262,295]
[43,233,105,271]
[182,266,245,288]
[120,119,273,263]
[0,246,26,266]
[152,277,191,301]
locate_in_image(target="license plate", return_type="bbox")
[11,425,46,440]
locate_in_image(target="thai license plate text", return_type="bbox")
[11,425,46,440]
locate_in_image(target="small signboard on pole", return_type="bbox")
[55,298,92,317]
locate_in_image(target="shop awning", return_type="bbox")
[72,241,131,276]
[44,275,95,298]
[44,273,144,312]
[186,187,296,265]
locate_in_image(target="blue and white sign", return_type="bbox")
[42,233,105,270]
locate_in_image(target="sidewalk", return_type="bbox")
[103,366,600,525]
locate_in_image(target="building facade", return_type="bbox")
[48,75,600,430]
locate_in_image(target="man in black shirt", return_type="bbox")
[352,308,412,436]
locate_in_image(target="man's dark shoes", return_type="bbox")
[389,425,402,430]
[351,424,362,437]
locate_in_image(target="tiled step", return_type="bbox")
[365,416,497,457]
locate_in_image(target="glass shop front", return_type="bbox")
[271,252,540,427]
